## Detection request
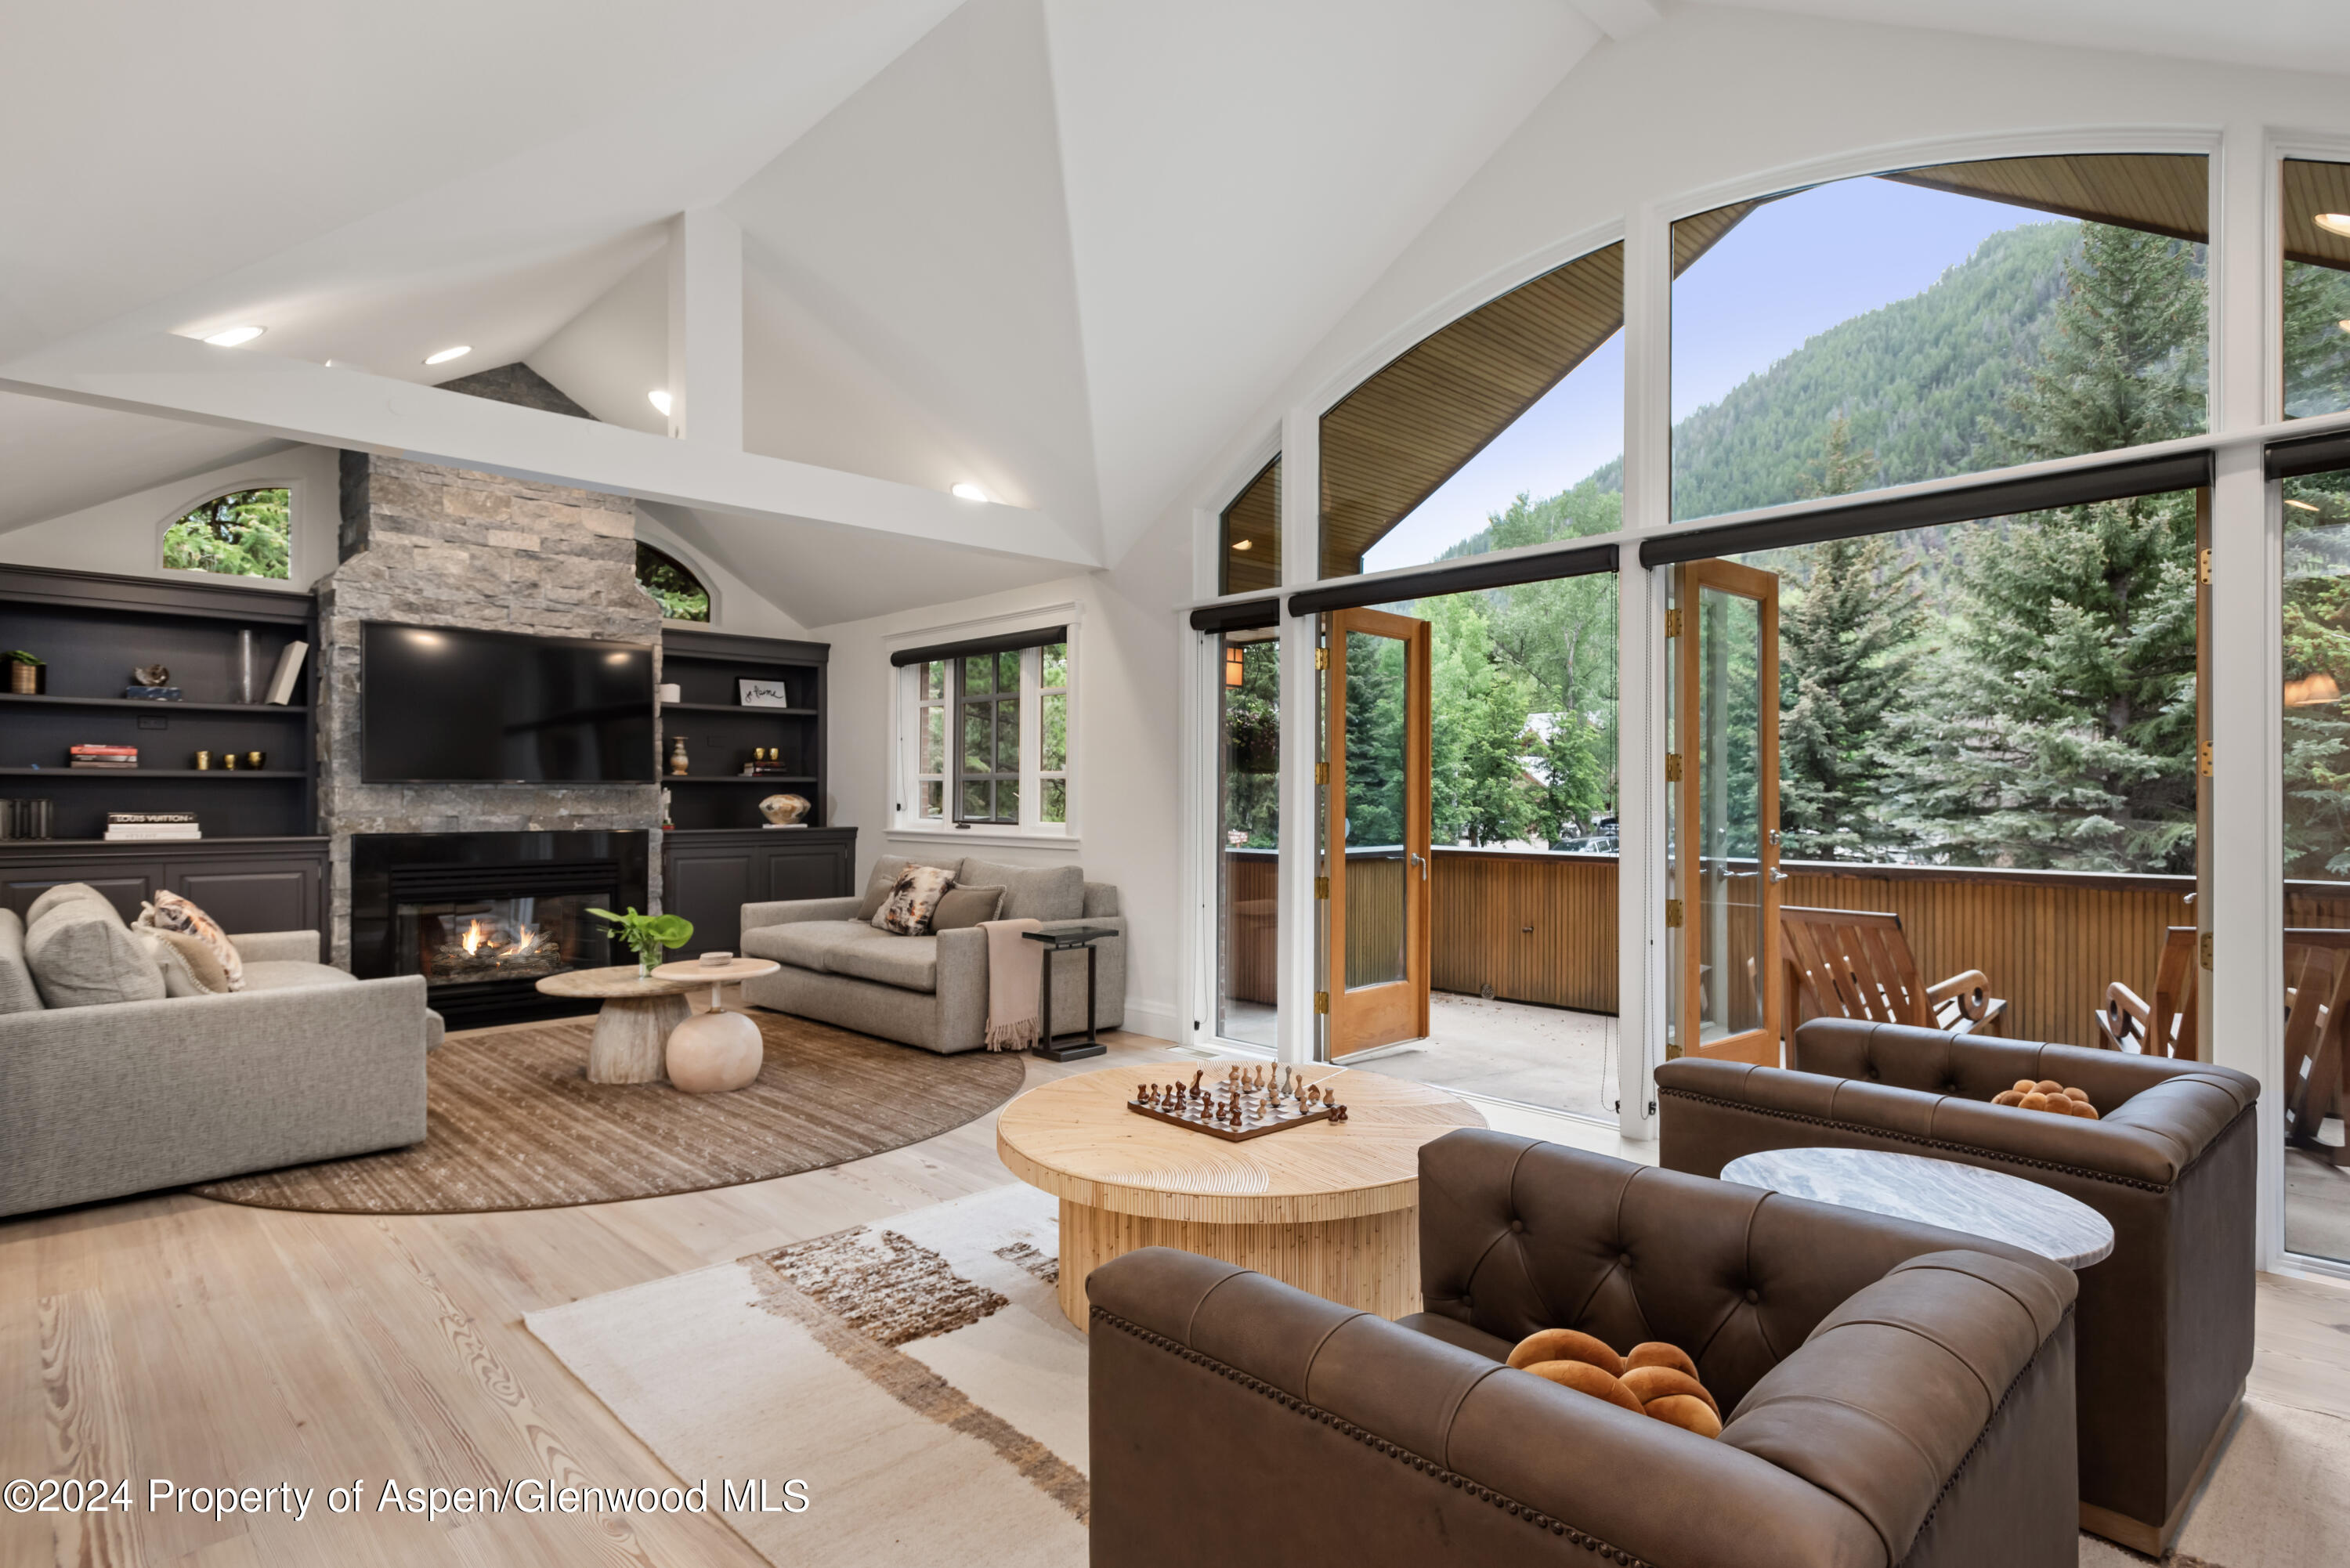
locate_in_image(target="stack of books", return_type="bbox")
[105,811,199,842]
[69,744,139,770]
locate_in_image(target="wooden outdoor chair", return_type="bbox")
[1779,905,2005,1039]
[2283,929,2350,1168]
[2098,926,2200,1059]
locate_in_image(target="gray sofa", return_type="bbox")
[1,884,443,1218]
[739,854,1124,1054]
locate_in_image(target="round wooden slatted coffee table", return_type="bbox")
[996,1065,1484,1329]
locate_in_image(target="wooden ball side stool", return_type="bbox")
[653,957,781,1093]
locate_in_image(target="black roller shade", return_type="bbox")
[1638,450,2214,569]
[890,623,1068,668]
[2267,429,2350,481]
[1287,541,1617,616]
[1188,597,1282,633]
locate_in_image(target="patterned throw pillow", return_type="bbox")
[136,891,245,991]
[872,865,957,936]
[137,927,231,995]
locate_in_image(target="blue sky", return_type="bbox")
[1361,177,2041,573]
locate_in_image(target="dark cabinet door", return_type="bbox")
[764,844,851,903]
[1,865,157,923]
[668,848,754,956]
[173,863,320,936]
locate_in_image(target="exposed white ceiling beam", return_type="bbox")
[0,333,1095,568]
[1566,0,1663,41]
[667,209,746,449]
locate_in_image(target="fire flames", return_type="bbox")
[457,919,546,963]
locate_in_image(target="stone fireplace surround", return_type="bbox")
[319,453,663,968]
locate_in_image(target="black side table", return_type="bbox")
[1023,926,1118,1062]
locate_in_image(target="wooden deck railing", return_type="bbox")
[1220,847,2350,1051]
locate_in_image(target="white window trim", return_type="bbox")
[886,602,1080,846]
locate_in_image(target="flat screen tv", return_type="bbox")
[361,623,656,783]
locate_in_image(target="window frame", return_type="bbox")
[889,610,1079,844]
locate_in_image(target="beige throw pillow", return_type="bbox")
[873,865,956,936]
[931,885,1004,931]
[136,891,244,991]
[138,927,231,995]
[24,904,167,1009]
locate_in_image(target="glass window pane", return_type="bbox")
[1217,631,1278,1046]
[998,778,1019,821]
[996,700,1020,771]
[1691,587,1764,1045]
[920,706,944,775]
[1671,154,2209,522]
[1042,777,1066,823]
[1220,457,1280,594]
[962,656,992,696]
[961,780,991,819]
[961,703,992,772]
[2283,160,2350,420]
[999,649,1021,691]
[1343,630,1408,989]
[922,660,945,700]
[1041,692,1066,771]
[920,780,943,818]
[1322,244,1623,580]
[1042,642,1068,688]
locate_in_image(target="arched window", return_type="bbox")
[161,488,291,580]
[636,542,711,621]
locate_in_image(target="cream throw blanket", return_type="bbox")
[982,918,1045,1051]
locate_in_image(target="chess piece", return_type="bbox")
[1191,1070,1203,1093]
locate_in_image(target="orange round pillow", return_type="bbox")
[1522,1359,1643,1413]
[1994,1089,2026,1107]
[1621,1364,1719,1415]
[1643,1393,1723,1439]
[2012,1078,2037,1094]
[1509,1328,1625,1377]
[1625,1341,1699,1380]
[2020,1092,2051,1111]
[2063,1086,2090,1103]
[2033,1078,2065,1095]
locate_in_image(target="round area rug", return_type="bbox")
[190,1010,1029,1214]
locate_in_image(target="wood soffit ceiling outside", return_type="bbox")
[1300,153,2238,581]
[1220,456,1281,595]
[2283,158,2350,272]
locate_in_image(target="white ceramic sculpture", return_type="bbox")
[758,793,811,827]
[666,1008,764,1093]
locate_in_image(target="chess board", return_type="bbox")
[1124,1071,1347,1143]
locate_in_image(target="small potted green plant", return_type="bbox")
[5,650,44,696]
[588,906,695,978]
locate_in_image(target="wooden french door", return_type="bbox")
[1672,561,1783,1065]
[1325,608,1431,1058]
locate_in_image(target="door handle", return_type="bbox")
[1766,867,1790,883]
[1409,851,1428,880]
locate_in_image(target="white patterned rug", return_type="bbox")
[528,1183,1086,1568]
[530,1184,2341,1568]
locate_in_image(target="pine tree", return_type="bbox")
[1426,594,1535,847]
[1896,223,2204,872]
[2282,476,2350,875]
[1778,417,1927,859]
[2283,261,2350,419]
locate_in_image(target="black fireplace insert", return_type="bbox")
[350,830,650,1028]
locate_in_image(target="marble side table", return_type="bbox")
[652,957,780,1093]
[1722,1146,2116,1268]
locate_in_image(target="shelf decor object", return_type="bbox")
[5,650,42,695]
[736,677,794,708]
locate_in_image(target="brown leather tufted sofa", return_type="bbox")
[1089,1131,2081,1568]
[1655,1018,2258,1555]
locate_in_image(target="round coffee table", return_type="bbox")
[652,958,782,1093]
[996,1065,1484,1328]
[1721,1147,2116,1267]
[535,966,699,1085]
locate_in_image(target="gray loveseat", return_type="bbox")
[1,883,443,1218]
[738,854,1124,1054]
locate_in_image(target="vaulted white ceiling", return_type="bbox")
[5,0,2346,623]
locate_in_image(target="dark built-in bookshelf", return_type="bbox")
[0,565,318,842]
[658,627,830,831]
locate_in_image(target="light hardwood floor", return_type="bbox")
[3,1013,2344,1567]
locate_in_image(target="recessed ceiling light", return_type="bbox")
[202,325,265,347]
[951,482,990,503]
[648,389,674,416]
[2319,213,2350,238]
[1231,539,1253,551]
[423,345,472,366]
